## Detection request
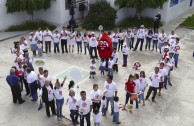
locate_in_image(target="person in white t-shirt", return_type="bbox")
[43,27,52,53]
[90,84,102,111]
[89,32,98,58]
[66,89,80,125]
[164,57,173,87]
[76,31,83,54]
[125,29,133,49]
[37,41,43,56]
[16,62,25,91]
[69,29,76,53]
[118,29,125,52]
[99,58,106,77]
[122,43,129,67]
[76,91,92,126]
[60,27,69,53]
[53,77,66,121]
[158,30,167,53]
[152,30,159,52]
[112,29,119,49]
[52,30,61,53]
[83,32,90,55]
[68,80,79,94]
[172,37,181,68]
[93,108,102,126]
[29,32,38,56]
[145,67,162,102]
[113,96,121,124]
[168,31,178,46]
[158,62,167,95]
[89,59,96,79]
[133,73,140,108]
[104,76,117,115]
[35,28,45,53]
[133,25,146,51]
[112,48,119,72]
[107,57,114,77]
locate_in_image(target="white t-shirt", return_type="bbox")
[122,47,129,55]
[90,90,102,102]
[149,72,162,88]
[35,31,43,41]
[112,33,119,43]
[16,66,24,76]
[169,57,175,66]
[53,86,64,100]
[108,60,114,69]
[112,52,119,64]
[76,35,82,42]
[134,79,140,93]
[52,33,61,43]
[93,112,102,123]
[39,75,52,87]
[172,42,181,54]
[152,33,159,40]
[60,30,68,40]
[37,43,42,49]
[137,28,145,39]
[158,33,167,43]
[89,37,98,47]
[139,77,148,90]
[46,85,54,101]
[114,101,119,112]
[66,95,80,110]
[159,68,167,82]
[83,36,89,43]
[43,30,52,41]
[27,71,37,84]
[164,62,172,72]
[77,97,92,115]
[168,34,178,45]
[104,81,117,97]
[30,36,37,44]
[100,61,106,67]
[90,63,96,72]
[118,32,125,40]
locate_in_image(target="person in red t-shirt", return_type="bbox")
[122,74,136,110]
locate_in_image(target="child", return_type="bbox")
[112,48,119,72]
[89,59,96,79]
[37,41,43,56]
[93,108,102,126]
[113,96,121,125]
[108,57,114,76]
[101,96,106,116]
[99,58,106,77]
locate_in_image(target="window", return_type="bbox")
[170,0,179,7]
[65,0,76,10]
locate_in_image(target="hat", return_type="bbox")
[29,32,33,35]
[169,51,174,54]
[140,25,144,28]
[122,43,127,46]
[91,32,95,34]
[165,56,169,59]
[159,61,165,64]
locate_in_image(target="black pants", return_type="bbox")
[113,64,118,72]
[118,40,124,52]
[134,38,144,51]
[146,86,157,100]
[131,37,134,48]
[124,92,138,108]
[70,110,78,122]
[45,41,51,53]
[154,21,159,33]
[23,78,30,94]
[54,43,60,53]
[19,76,24,90]
[45,99,56,117]
[38,41,44,51]
[10,85,23,103]
[90,47,98,58]
[92,102,101,111]
[61,39,68,53]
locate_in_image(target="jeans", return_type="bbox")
[80,112,91,126]
[38,48,42,56]
[126,38,131,49]
[145,37,152,50]
[84,43,89,54]
[61,39,68,53]
[152,40,158,51]
[146,86,157,100]
[54,43,60,53]
[113,42,118,49]
[102,105,106,116]
[134,38,144,50]
[70,110,79,122]
[123,55,128,65]
[174,53,179,67]
[108,68,113,76]
[45,41,51,53]
[106,96,114,113]
[94,122,100,126]
[30,81,38,101]
[138,90,145,101]
[56,98,64,118]
[113,112,119,123]
[90,47,98,58]
[118,40,124,51]
[77,41,82,53]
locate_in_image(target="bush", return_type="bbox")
[6,21,56,31]
[180,14,194,28]
[118,17,163,28]
[82,0,117,30]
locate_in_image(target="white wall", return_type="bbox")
[0,0,30,31]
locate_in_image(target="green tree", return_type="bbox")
[114,0,168,19]
[6,0,54,20]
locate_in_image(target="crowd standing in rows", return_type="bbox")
[6,24,181,126]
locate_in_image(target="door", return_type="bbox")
[190,0,193,7]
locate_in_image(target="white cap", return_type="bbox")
[91,32,95,34]
[140,25,144,28]
[122,43,127,46]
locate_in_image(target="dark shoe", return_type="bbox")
[19,100,25,104]
[169,84,172,86]
[31,99,37,102]
[132,49,136,51]
[47,115,50,117]
[110,112,113,116]
[76,121,80,124]
[116,122,121,124]
[152,99,155,102]
[164,86,167,89]
[145,98,148,101]
[52,113,57,116]
[140,49,142,51]
[38,106,42,110]
[13,101,17,104]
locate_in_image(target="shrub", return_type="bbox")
[82,0,117,30]
[180,14,194,28]
[6,21,56,31]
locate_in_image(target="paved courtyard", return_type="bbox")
[0,27,194,126]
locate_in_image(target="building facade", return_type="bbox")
[0,0,193,31]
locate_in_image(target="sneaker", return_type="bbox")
[169,84,172,86]
[38,106,42,110]
[152,99,155,102]
[19,100,25,104]
[116,122,121,125]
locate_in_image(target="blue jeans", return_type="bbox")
[84,42,89,54]
[77,41,82,53]
[30,81,37,101]
[54,43,60,53]
[126,38,131,49]
[138,90,145,101]
[80,112,91,126]
[174,53,179,67]
[152,40,158,50]
[108,68,113,76]
[145,37,152,50]
[113,112,119,123]
[113,42,118,49]
[101,105,106,116]
[123,54,128,65]
[56,98,64,118]
[70,110,78,122]
[106,96,114,113]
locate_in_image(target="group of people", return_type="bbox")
[6,24,181,126]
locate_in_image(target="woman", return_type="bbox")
[29,32,38,56]
[68,80,79,94]
[138,71,148,106]
[69,29,76,53]
[53,77,66,121]
[125,29,132,50]
[83,32,89,55]
[76,31,83,54]
[90,84,102,111]
[122,74,136,113]
[118,29,125,52]
[152,30,159,52]
[145,28,153,51]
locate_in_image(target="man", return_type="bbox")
[42,80,56,117]
[6,68,25,104]
[145,67,162,102]
[35,28,45,53]
[158,62,167,94]
[79,3,86,20]
[172,37,181,68]
[89,32,98,58]
[154,12,161,33]
[122,43,129,67]
[52,30,61,53]
[104,75,117,115]
[26,68,38,102]
[158,30,167,53]
[133,25,146,51]
[43,27,52,53]
[112,48,119,72]
[76,91,92,126]
[168,31,178,46]
[112,29,119,49]
[60,27,69,53]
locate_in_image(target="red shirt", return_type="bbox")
[125,81,136,93]
[15,69,20,77]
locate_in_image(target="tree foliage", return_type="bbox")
[82,0,117,30]
[6,0,54,20]
[114,0,168,18]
